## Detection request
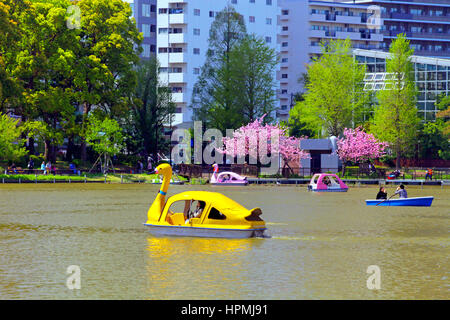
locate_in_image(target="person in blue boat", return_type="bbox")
[395,184,407,198]
[376,187,387,199]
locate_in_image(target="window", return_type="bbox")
[193,48,200,55]
[231,0,237,4]
[281,58,288,63]
[193,28,200,35]
[142,24,150,37]
[281,89,288,94]
[281,74,288,78]
[158,8,167,14]
[265,36,271,43]
[209,11,214,17]
[266,18,272,25]
[194,8,200,16]
[193,68,200,75]
[158,28,168,34]
[282,10,289,15]
[249,16,255,23]
[172,87,183,93]
[282,42,288,47]
[281,105,287,110]
[266,0,272,5]
[208,208,226,220]
[250,0,255,3]
[143,4,151,17]
[142,44,150,58]
[282,26,288,31]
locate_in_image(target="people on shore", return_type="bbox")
[425,168,433,181]
[395,184,408,199]
[147,156,153,173]
[41,161,46,174]
[376,187,388,200]
[27,159,34,173]
[46,161,52,175]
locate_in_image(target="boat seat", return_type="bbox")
[168,213,186,225]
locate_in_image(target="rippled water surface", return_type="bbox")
[0,183,448,299]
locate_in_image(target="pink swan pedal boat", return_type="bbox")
[210,171,249,186]
[307,173,348,192]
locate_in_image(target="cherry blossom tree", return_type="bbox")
[219,115,310,174]
[337,127,389,175]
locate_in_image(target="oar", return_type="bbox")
[376,193,396,206]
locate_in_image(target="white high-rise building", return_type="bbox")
[277,0,384,121]
[156,0,280,129]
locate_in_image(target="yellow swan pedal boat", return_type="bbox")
[144,164,267,238]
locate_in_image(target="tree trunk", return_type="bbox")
[66,136,74,161]
[81,102,91,163]
[44,140,50,161]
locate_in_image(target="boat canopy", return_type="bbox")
[163,191,262,225]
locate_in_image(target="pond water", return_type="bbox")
[0,183,448,299]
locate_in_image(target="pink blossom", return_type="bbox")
[337,127,389,163]
[218,115,310,165]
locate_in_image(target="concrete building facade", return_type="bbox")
[156,0,280,128]
[277,0,384,121]
[128,0,157,59]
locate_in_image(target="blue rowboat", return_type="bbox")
[365,196,434,207]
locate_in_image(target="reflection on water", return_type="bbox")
[0,183,448,299]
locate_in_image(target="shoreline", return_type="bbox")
[1,176,448,187]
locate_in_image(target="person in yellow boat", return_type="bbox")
[185,200,206,223]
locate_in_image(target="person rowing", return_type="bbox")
[394,184,408,199]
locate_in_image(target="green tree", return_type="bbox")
[289,38,367,137]
[436,94,450,138]
[0,113,27,161]
[125,57,175,157]
[371,34,420,169]
[84,114,124,172]
[6,0,79,161]
[229,34,278,123]
[191,5,247,133]
[74,0,142,161]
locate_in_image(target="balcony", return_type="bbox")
[278,92,290,100]
[309,13,326,22]
[169,52,186,63]
[169,33,186,44]
[171,92,185,103]
[335,15,364,25]
[309,29,326,38]
[382,12,450,23]
[167,72,185,84]
[309,45,322,54]
[169,13,186,24]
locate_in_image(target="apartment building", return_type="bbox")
[277,0,383,121]
[128,0,157,58]
[156,0,280,128]
[349,0,450,58]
